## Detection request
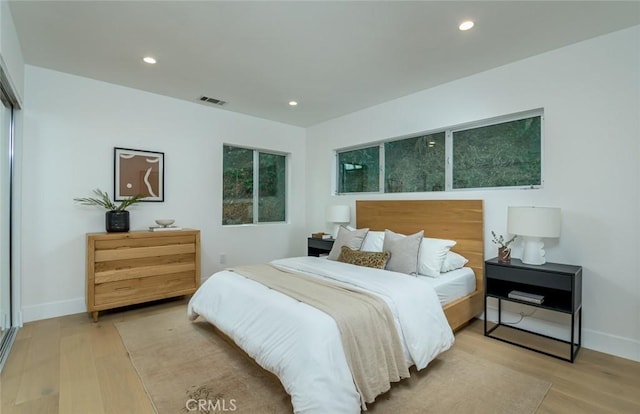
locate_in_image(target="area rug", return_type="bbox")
[116,308,551,414]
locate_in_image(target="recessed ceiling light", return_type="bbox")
[459,21,474,31]
[143,56,157,64]
[288,101,298,106]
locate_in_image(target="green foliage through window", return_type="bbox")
[336,111,542,194]
[338,146,380,193]
[258,152,286,222]
[452,116,541,189]
[385,132,445,193]
[223,145,286,225]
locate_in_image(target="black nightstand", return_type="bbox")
[484,257,582,362]
[307,237,335,257]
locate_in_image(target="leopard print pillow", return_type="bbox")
[337,246,391,269]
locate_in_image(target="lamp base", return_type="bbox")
[521,236,546,265]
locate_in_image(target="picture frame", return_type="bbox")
[114,147,164,202]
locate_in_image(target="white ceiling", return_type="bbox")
[8,1,640,127]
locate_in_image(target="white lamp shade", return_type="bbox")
[507,206,561,238]
[326,205,350,223]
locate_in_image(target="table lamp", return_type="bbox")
[326,205,350,238]
[507,206,561,265]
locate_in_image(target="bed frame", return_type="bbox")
[196,199,484,405]
[356,199,484,331]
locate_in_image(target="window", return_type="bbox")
[223,145,286,225]
[452,116,541,189]
[385,132,445,193]
[336,111,542,194]
[337,146,380,193]
[258,152,286,222]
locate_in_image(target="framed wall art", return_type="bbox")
[114,147,164,202]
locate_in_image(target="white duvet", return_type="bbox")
[187,256,454,413]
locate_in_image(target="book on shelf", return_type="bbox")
[508,290,544,304]
[149,226,183,232]
[311,232,333,240]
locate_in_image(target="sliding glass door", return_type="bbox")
[0,91,12,345]
[0,75,15,369]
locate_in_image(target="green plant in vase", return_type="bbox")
[74,189,146,232]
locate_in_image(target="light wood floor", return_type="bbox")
[1,298,639,413]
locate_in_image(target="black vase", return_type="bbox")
[106,210,130,232]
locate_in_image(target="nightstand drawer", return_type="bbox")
[307,237,335,256]
[486,264,572,291]
[308,238,334,250]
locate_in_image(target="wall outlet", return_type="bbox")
[219,252,227,265]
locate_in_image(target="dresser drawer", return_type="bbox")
[94,272,196,307]
[94,260,196,284]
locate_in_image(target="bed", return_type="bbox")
[420,266,477,306]
[355,200,485,331]
[188,199,484,413]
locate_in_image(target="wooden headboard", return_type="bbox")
[356,199,484,330]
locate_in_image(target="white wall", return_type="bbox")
[0,1,24,103]
[306,26,640,362]
[21,66,307,322]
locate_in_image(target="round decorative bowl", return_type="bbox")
[155,219,175,227]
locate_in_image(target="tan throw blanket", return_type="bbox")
[231,264,409,409]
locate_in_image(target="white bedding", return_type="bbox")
[187,256,455,414]
[418,267,476,306]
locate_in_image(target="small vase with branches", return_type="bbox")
[74,189,146,232]
[491,230,517,263]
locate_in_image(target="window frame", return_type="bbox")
[384,131,447,193]
[222,144,288,226]
[334,109,543,195]
[448,110,544,192]
[335,143,384,194]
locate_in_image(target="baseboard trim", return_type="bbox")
[582,328,640,362]
[483,304,640,362]
[22,298,85,323]
[483,305,571,341]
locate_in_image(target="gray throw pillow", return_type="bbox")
[327,226,369,260]
[383,229,424,274]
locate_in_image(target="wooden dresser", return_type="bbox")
[86,229,200,321]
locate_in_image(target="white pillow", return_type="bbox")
[440,251,469,273]
[383,229,424,275]
[327,226,369,261]
[418,237,457,277]
[360,231,385,252]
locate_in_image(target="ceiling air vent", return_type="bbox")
[199,96,227,106]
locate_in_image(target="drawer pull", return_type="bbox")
[115,286,132,291]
